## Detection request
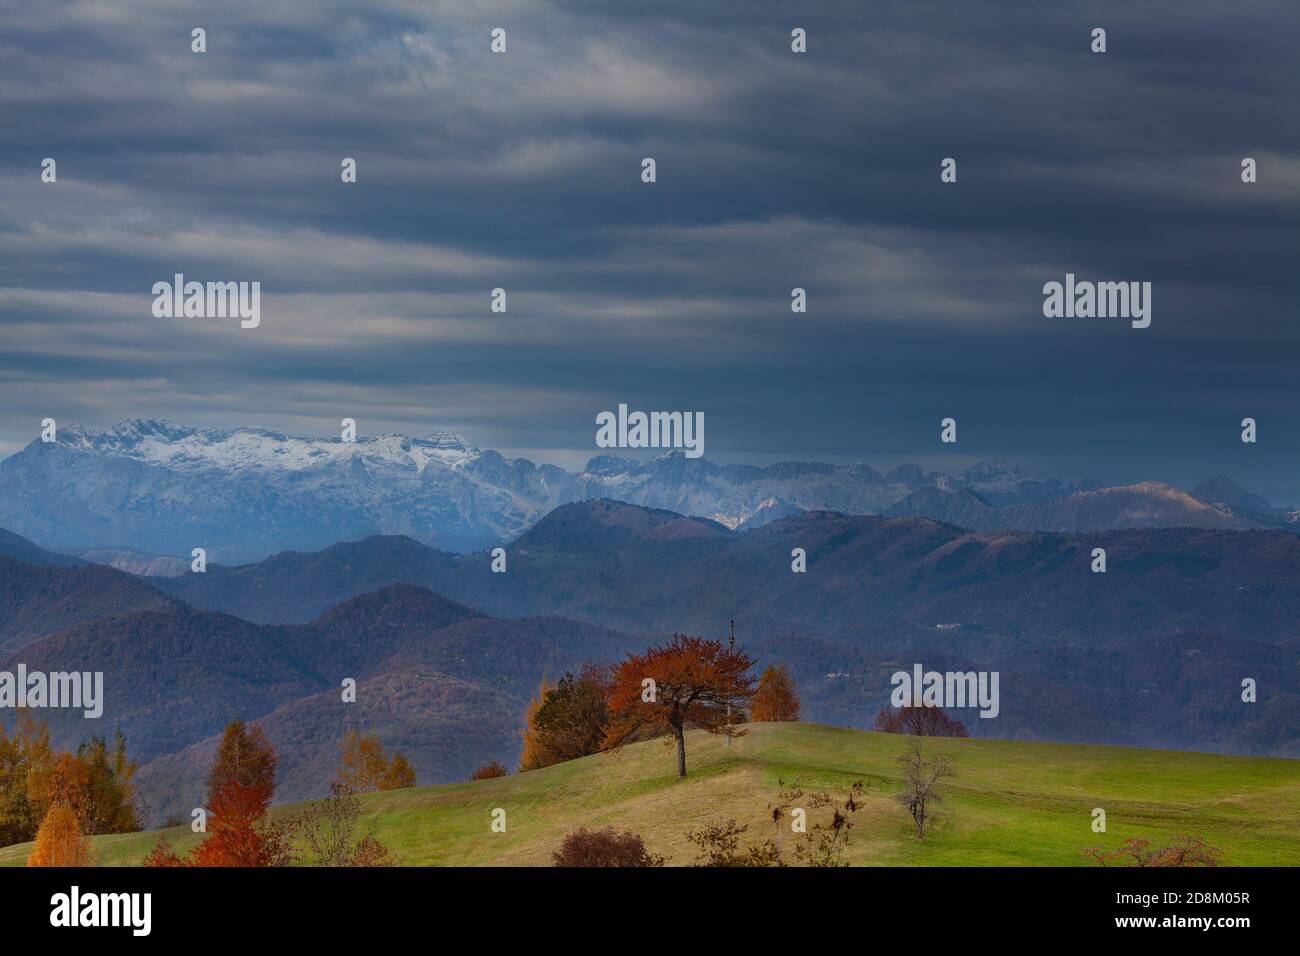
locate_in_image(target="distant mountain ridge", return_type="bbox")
[885,480,1264,533]
[0,527,85,568]
[165,499,1300,643]
[0,556,176,653]
[0,418,1293,565]
[156,499,1300,761]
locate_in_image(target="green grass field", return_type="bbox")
[3,722,1298,866]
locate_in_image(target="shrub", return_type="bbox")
[470,761,509,780]
[686,819,783,867]
[874,705,968,737]
[142,835,185,868]
[1086,835,1222,867]
[552,827,664,867]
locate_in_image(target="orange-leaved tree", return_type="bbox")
[27,803,94,867]
[603,634,755,778]
[380,753,416,791]
[750,664,800,722]
[208,721,276,806]
[518,676,558,771]
[3,719,138,846]
[27,751,90,829]
[337,732,414,793]
[187,720,292,867]
[189,780,293,867]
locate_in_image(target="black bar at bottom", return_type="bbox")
[0,865,1284,941]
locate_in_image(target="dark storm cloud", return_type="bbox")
[1,0,1298,499]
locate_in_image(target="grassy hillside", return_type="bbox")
[3,722,1298,867]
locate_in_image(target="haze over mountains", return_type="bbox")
[0,419,1295,567]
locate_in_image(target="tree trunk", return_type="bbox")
[674,724,687,777]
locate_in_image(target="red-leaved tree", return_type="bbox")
[186,720,291,867]
[603,634,755,778]
[189,781,293,867]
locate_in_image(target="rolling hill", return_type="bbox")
[2,723,1296,867]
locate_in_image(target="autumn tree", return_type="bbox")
[895,741,953,839]
[379,753,416,791]
[470,761,508,780]
[337,732,412,793]
[26,751,88,830]
[603,634,755,778]
[874,705,969,738]
[77,733,140,834]
[208,721,276,805]
[337,731,387,791]
[3,719,138,845]
[28,734,139,835]
[750,665,800,722]
[0,717,52,845]
[189,720,292,867]
[190,780,294,867]
[518,676,559,771]
[532,665,610,763]
[27,804,94,867]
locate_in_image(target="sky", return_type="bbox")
[2,0,1299,501]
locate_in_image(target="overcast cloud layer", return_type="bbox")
[2,1,1299,500]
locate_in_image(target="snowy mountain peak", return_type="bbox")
[45,420,486,474]
[957,459,1069,506]
[60,418,191,448]
[422,431,476,452]
[960,460,1028,482]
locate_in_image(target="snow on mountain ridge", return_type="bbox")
[1,419,1286,563]
[57,419,483,475]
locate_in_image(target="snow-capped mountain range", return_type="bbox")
[0,418,1292,566]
